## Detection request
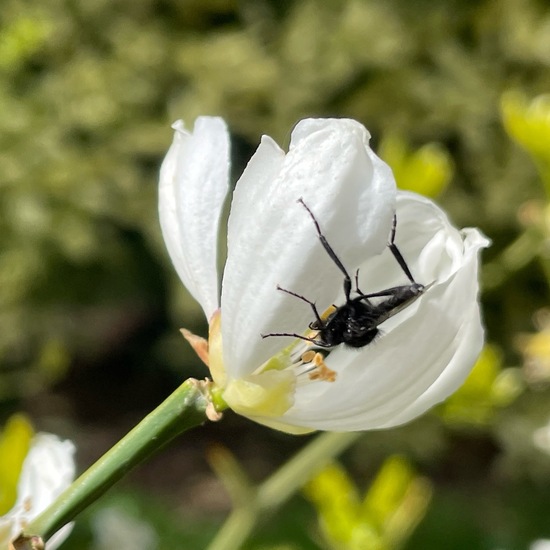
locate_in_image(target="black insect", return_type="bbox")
[261,198,427,349]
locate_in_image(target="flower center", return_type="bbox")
[205,311,338,420]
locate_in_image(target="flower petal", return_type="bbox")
[159,117,230,320]
[0,434,76,549]
[273,192,489,431]
[222,119,396,378]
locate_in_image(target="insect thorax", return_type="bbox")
[316,301,380,348]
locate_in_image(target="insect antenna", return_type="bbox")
[276,285,324,328]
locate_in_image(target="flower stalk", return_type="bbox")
[14,379,221,548]
[207,431,362,550]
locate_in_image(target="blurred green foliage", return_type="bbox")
[438,345,523,426]
[303,457,432,550]
[2,0,550,548]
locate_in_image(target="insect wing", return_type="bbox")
[367,281,434,328]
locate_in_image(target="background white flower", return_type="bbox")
[159,116,488,433]
[91,506,158,550]
[0,432,76,549]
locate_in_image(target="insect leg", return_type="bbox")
[298,198,352,300]
[353,268,374,305]
[277,285,324,328]
[388,213,416,284]
[260,331,333,348]
[354,268,362,293]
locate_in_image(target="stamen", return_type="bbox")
[296,350,337,383]
[300,350,316,363]
[306,352,337,382]
[259,321,338,384]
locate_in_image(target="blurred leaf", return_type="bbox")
[0,15,52,72]
[501,90,550,193]
[438,345,523,426]
[0,414,33,514]
[379,135,453,198]
[303,462,363,547]
[304,457,431,550]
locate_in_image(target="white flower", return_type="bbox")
[159,116,489,433]
[0,428,76,549]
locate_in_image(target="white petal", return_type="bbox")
[0,433,76,548]
[221,118,396,378]
[275,192,489,431]
[159,117,230,320]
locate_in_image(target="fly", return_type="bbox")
[261,198,428,349]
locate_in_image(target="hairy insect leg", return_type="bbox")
[276,285,324,328]
[388,213,416,284]
[298,198,352,300]
[260,331,333,348]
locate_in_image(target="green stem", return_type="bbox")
[207,507,257,550]
[257,431,361,509]
[207,431,362,550]
[21,379,218,545]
